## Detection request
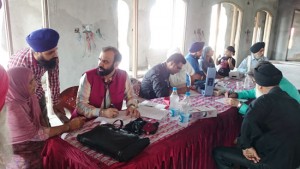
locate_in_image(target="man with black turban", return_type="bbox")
[238,42,268,75]
[8,28,65,126]
[213,62,300,169]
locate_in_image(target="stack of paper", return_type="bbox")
[139,100,166,109]
[138,105,168,120]
[215,98,247,105]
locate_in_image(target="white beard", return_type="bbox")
[255,85,264,98]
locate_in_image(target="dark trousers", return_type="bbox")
[213,147,270,169]
[39,95,51,127]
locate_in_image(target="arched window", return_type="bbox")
[209,2,242,61]
[149,0,186,52]
[117,0,130,72]
[252,10,272,57]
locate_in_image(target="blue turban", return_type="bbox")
[26,28,60,52]
[189,42,205,53]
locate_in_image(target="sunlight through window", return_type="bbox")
[209,3,242,60]
[150,0,186,51]
[0,7,8,68]
[117,0,129,72]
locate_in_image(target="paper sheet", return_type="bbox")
[215,98,248,105]
[138,105,168,120]
[190,105,216,113]
[93,110,135,125]
[139,100,166,109]
[189,90,200,97]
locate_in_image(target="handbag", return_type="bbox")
[76,121,150,162]
[123,118,159,135]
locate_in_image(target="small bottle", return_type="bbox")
[186,73,191,88]
[243,73,251,89]
[179,91,191,127]
[169,87,180,120]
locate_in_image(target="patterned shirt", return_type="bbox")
[76,71,137,118]
[8,48,60,105]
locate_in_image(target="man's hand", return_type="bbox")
[242,147,261,163]
[101,108,119,118]
[226,98,240,107]
[126,105,140,118]
[53,102,66,115]
[224,91,238,98]
[67,116,86,131]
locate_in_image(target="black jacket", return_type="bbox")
[140,63,170,99]
[238,87,300,169]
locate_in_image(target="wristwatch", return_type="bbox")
[129,104,137,109]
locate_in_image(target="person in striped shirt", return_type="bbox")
[8,28,65,126]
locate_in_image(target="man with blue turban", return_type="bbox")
[8,28,65,126]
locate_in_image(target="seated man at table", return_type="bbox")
[226,61,300,115]
[167,48,201,92]
[213,62,300,169]
[76,46,140,119]
[185,42,205,77]
[238,42,268,75]
[140,53,186,99]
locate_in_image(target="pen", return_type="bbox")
[229,88,234,95]
[109,104,115,108]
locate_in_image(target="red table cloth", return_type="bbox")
[42,79,244,169]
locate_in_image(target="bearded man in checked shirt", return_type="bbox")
[8,28,65,127]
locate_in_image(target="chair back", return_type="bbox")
[130,78,141,96]
[59,86,79,113]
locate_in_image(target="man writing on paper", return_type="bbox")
[75,46,140,119]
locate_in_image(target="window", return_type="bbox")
[117,0,130,71]
[209,3,242,61]
[252,10,272,57]
[149,0,186,51]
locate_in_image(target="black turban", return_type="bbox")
[250,42,265,53]
[254,61,282,87]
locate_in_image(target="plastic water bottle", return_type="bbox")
[243,73,251,89]
[186,73,191,88]
[169,87,180,120]
[179,92,191,127]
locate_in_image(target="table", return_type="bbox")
[42,80,244,169]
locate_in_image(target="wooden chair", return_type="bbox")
[130,77,141,97]
[57,86,79,123]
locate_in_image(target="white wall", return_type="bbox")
[48,0,118,90]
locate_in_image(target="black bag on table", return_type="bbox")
[76,122,150,162]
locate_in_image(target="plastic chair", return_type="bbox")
[57,86,79,123]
